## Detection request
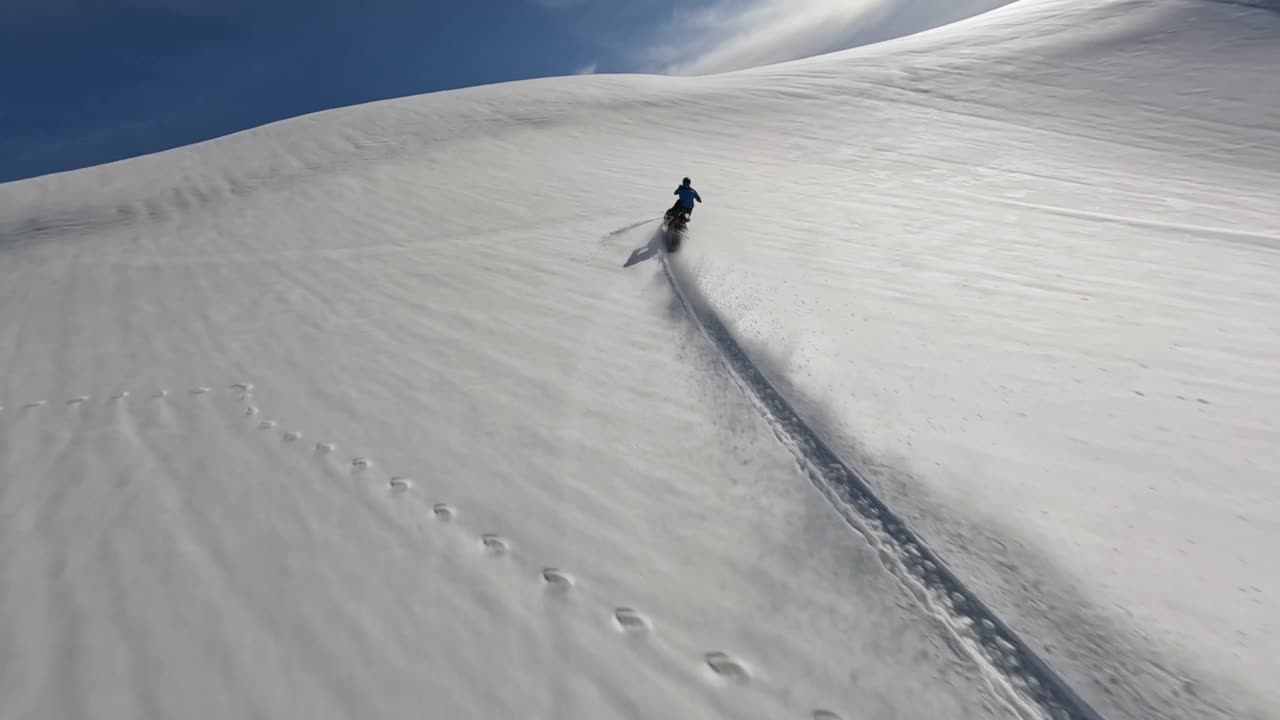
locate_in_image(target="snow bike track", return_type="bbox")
[657,246,1104,720]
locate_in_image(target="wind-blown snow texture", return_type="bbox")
[2,1,1278,720]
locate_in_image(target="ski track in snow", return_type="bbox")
[657,239,1099,720]
[953,192,1280,250]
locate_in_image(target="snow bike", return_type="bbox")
[661,206,690,251]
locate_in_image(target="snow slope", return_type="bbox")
[3,1,1279,719]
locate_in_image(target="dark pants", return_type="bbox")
[668,201,693,220]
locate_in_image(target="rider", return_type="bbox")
[668,177,702,222]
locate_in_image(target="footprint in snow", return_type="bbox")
[23,401,46,409]
[704,652,750,683]
[231,383,254,392]
[541,568,573,590]
[314,442,336,455]
[189,386,211,395]
[613,608,649,632]
[388,477,412,491]
[432,504,456,520]
[258,420,278,430]
[283,431,303,442]
[537,568,573,586]
[111,391,129,401]
[351,457,373,470]
[67,395,90,405]
[481,534,509,555]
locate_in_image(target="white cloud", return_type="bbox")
[574,62,599,75]
[648,0,1012,76]
[650,0,889,75]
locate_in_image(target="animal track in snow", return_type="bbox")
[220,388,845,720]
[541,568,573,590]
[704,652,750,683]
[2,383,247,414]
[481,534,509,555]
[613,608,649,632]
[5,380,273,423]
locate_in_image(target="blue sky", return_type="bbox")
[1,0,1004,182]
[3,0,631,181]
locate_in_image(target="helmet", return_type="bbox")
[682,177,691,185]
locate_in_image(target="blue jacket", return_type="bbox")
[674,185,702,209]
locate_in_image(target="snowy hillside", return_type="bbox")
[3,1,1279,720]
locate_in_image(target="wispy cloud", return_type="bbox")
[645,0,1010,76]
[574,62,599,75]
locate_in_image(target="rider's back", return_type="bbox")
[674,185,701,207]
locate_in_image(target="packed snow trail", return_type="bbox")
[658,245,1101,720]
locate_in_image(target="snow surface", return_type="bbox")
[3,1,1279,719]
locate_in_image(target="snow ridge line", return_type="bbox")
[658,252,1104,720]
